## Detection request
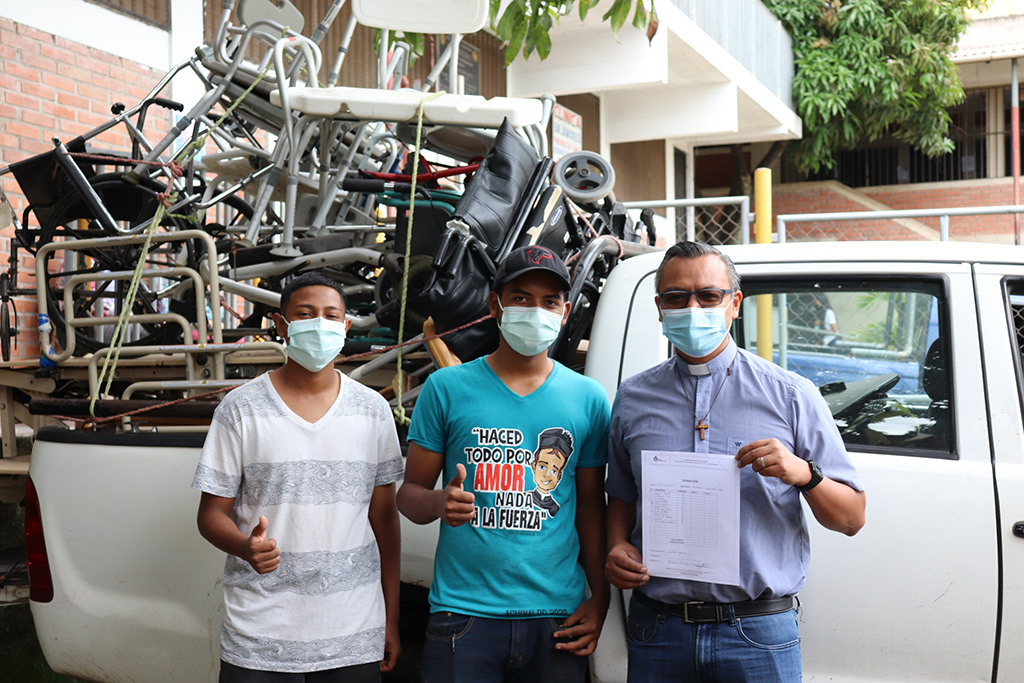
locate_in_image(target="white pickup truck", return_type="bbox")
[24,240,1024,682]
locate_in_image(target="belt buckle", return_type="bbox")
[682,601,703,623]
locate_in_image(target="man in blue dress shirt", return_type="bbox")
[604,241,866,682]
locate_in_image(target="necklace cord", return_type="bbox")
[679,355,737,437]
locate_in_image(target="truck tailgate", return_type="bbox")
[29,428,223,683]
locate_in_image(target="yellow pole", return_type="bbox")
[754,168,773,361]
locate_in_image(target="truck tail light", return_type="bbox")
[24,476,54,603]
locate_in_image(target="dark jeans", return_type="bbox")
[626,593,801,683]
[420,611,588,683]
[219,660,380,683]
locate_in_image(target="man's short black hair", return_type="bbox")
[655,241,741,292]
[279,272,347,314]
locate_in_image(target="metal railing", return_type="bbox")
[777,205,1024,242]
[623,196,751,245]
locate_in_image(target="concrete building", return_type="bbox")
[506,0,800,217]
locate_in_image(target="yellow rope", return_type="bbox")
[89,200,167,416]
[393,91,445,426]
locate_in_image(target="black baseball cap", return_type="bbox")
[537,427,574,459]
[492,245,571,292]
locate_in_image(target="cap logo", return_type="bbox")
[525,246,554,265]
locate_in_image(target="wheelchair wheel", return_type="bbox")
[1,303,11,362]
[37,174,251,354]
[552,152,616,205]
[550,276,600,367]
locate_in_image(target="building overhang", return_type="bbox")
[955,14,1024,89]
[506,0,801,146]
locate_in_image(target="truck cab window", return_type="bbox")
[735,280,952,457]
[1004,281,1024,408]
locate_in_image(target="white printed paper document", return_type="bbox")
[641,450,741,586]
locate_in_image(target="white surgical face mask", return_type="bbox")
[285,316,347,371]
[497,301,564,357]
[660,306,729,358]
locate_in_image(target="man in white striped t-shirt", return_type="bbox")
[193,273,403,682]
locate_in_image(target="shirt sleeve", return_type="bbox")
[407,372,447,454]
[192,400,244,498]
[605,388,638,503]
[374,395,405,486]
[791,377,864,492]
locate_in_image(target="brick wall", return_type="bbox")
[771,182,927,241]
[0,17,165,361]
[773,179,1020,242]
[863,179,1016,239]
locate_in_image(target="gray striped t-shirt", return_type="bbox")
[193,371,403,673]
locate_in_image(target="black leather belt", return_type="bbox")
[633,590,795,623]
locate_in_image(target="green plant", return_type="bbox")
[763,0,989,174]
[851,290,932,354]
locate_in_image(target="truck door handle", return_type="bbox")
[1014,522,1024,538]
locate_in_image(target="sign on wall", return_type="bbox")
[551,103,583,161]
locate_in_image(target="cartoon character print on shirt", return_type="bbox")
[528,427,573,517]
[466,426,574,531]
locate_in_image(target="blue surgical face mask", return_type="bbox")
[661,306,730,358]
[285,316,347,372]
[497,302,564,357]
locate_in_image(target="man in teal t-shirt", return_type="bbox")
[398,245,611,683]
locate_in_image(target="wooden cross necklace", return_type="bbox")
[680,355,737,441]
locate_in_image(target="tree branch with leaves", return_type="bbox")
[491,0,654,64]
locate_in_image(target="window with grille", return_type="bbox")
[88,0,170,30]
[780,90,990,187]
[1006,283,1024,392]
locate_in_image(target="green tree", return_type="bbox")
[490,0,654,64]
[764,0,988,174]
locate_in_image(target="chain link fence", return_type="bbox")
[778,205,1024,243]
[624,199,1024,245]
[622,197,751,246]
[782,217,937,242]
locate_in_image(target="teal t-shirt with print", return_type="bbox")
[408,357,610,619]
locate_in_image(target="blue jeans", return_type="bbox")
[420,611,588,683]
[626,594,801,683]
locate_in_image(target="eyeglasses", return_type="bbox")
[657,288,734,309]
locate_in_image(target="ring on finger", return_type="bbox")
[758,456,766,470]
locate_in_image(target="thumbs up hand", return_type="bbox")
[245,515,280,574]
[437,463,476,527]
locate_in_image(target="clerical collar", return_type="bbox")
[676,338,739,376]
